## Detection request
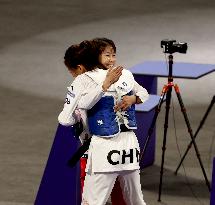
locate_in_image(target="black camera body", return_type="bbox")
[161,39,188,54]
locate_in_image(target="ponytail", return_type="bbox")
[64,40,99,71]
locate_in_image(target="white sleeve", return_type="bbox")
[114,69,135,96]
[133,81,149,103]
[78,83,105,110]
[58,76,84,126]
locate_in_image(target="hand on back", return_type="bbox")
[102,66,123,91]
[114,95,136,111]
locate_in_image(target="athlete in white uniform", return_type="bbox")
[58,40,149,205]
[58,41,123,128]
[78,68,148,205]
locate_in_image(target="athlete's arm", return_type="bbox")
[78,67,123,110]
[58,75,84,126]
[133,81,149,103]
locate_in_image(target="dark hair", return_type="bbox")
[91,37,116,69]
[92,37,116,54]
[64,40,98,72]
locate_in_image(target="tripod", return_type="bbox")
[140,54,211,202]
[175,95,215,174]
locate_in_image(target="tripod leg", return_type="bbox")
[173,84,211,191]
[175,95,215,175]
[140,85,168,161]
[158,85,172,202]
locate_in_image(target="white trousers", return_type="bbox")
[81,169,146,205]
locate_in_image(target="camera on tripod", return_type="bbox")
[161,39,188,54]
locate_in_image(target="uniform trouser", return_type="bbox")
[81,157,126,204]
[111,178,127,205]
[81,169,146,205]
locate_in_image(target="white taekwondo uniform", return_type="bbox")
[58,68,149,205]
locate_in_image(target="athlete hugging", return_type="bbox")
[58,38,149,205]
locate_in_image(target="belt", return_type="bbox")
[120,124,131,132]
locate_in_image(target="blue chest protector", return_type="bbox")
[87,91,137,137]
[120,91,137,129]
[87,96,119,137]
[123,103,137,129]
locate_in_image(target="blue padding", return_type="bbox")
[135,94,161,112]
[130,61,215,79]
[211,157,215,205]
[87,96,119,136]
[35,124,81,205]
[135,109,156,168]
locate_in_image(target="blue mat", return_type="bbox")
[34,124,81,205]
[211,157,215,205]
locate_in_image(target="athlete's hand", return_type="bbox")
[114,95,136,111]
[74,109,82,122]
[102,66,123,91]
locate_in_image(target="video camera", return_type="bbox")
[161,39,187,54]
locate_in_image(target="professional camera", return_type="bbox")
[161,39,188,54]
